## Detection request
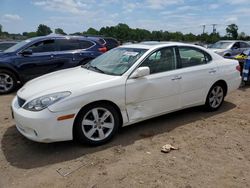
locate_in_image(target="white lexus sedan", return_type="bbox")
[12,42,241,145]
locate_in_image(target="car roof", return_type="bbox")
[121,41,192,49]
[26,35,102,43]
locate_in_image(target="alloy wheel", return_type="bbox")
[81,107,115,141]
[0,73,14,93]
[208,86,224,109]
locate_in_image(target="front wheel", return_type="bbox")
[0,70,18,94]
[205,84,225,111]
[74,103,120,146]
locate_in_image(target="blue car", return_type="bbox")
[0,35,107,94]
[0,41,17,52]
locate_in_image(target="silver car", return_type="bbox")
[208,40,250,57]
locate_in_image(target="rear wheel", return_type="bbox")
[74,103,120,145]
[0,69,17,94]
[205,84,225,111]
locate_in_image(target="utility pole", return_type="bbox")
[202,25,206,34]
[212,24,217,34]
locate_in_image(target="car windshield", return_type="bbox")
[85,47,147,75]
[209,41,233,49]
[4,39,34,53]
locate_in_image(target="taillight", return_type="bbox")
[236,65,241,72]
[98,46,107,53]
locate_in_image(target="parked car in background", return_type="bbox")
[12,42,241,145]
[103,37,119,50]
[0,35,107,94]
[86,36,119,50]
[208,40,250,57]
[0,41,17,52]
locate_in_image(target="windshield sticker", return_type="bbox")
[123,51,139,56]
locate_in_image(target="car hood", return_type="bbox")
[0,52,14,57]
[0,52,16,61]
[17,67,118,100]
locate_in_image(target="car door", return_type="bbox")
[177,46,218,108]
[53,39,79,69]
[125,47,181,122]
[55,39,97,67]
[14,39,59,81]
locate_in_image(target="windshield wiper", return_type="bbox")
[90,65,105,73]
[82,64,105,73]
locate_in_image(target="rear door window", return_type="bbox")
[240,42,250,48]
[57,39,81,51]
[57,39,94,51]
[178,47,212,68]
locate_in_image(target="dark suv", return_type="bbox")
[0,35,107,94]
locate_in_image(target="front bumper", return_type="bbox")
[12,96,76,143]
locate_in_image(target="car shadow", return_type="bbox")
[239,83,250,91]
[1,101,236,169]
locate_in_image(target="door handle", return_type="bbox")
[50,54,55,58]
[171,76,182,81]
[209,69,217,74]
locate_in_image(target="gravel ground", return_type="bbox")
[0,86,250,188]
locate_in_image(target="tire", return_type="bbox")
[223,53,231,57]
[0,69,18,94]
[74,103,120,146]
[205,83,225,111]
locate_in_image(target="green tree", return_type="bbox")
[23,32,37,38]
[0,24,2,34]
[36,24,52,36]
[85,27,99,35]
[69,32,82,36]
[55,28,66,35]
[226,24,238,39]
[238,32,246,40]
[115,23,130,41]
[151,30,164,41]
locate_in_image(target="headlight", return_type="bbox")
[23,91,71,111]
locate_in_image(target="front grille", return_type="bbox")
[17,97,26,107]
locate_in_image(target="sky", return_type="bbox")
[0,0,250,35]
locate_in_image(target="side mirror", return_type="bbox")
[130,67,150,79]
[20,49,32,56]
